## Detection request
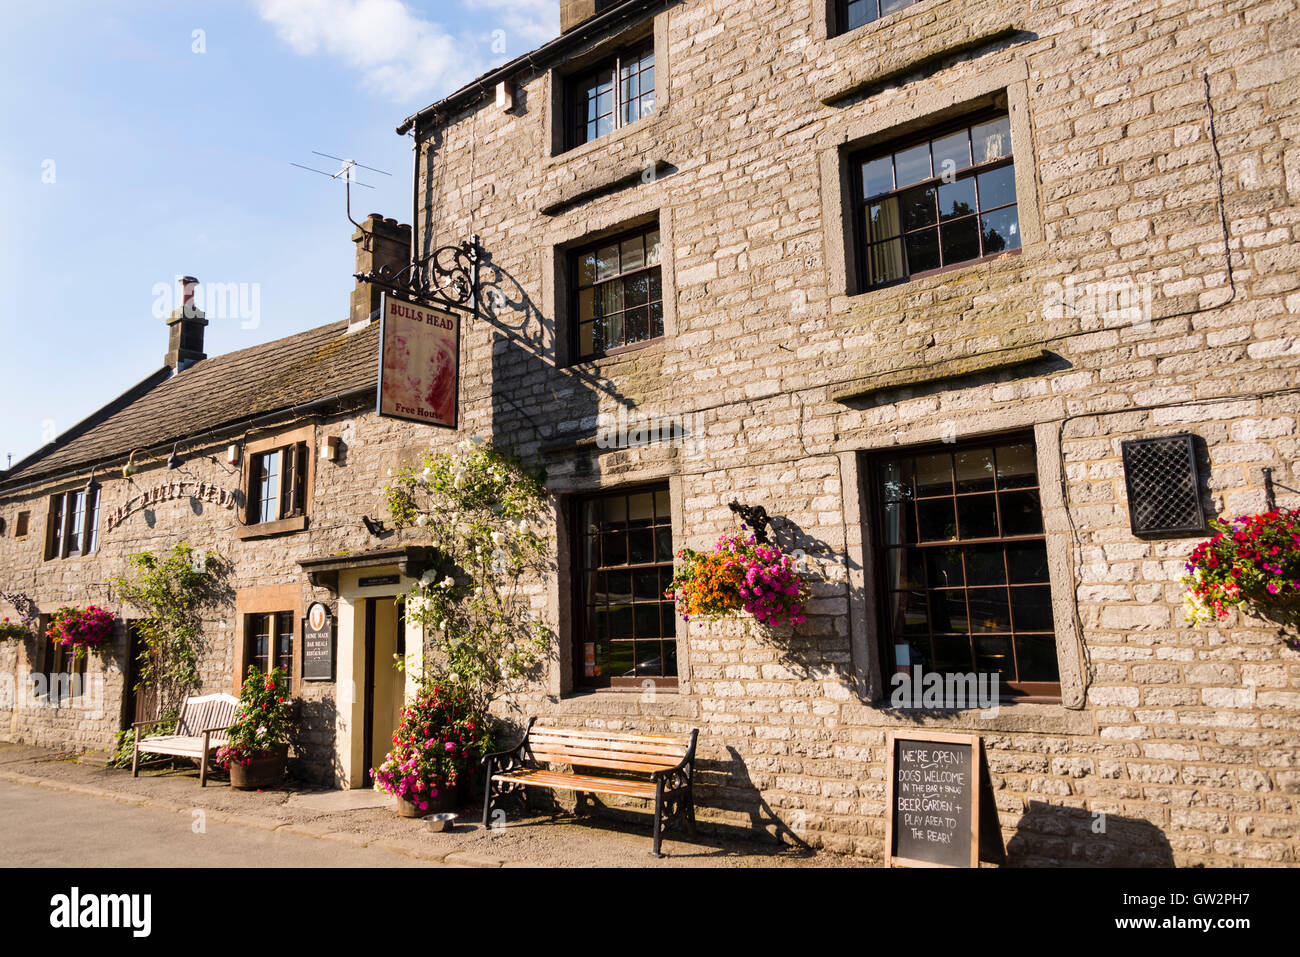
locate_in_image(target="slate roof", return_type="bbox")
[3,320,379,487]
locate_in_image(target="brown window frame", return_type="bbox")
[566,39,657,151]
[850,109,1020,294]
[245,611,294,690]
[569,222,665,362]
[868,432,1061,702]
[244,441,309,530]
[15,510,30,539]
[571,483,678,691]
[37,615,88,704]
[43,485,100,561]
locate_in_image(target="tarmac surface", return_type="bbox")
[0,743,849,868]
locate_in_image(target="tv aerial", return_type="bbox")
[291,151,392,228]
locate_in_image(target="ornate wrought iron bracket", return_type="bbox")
[729,500,773,544]
[0,591,38,625]
[354,235,484,317]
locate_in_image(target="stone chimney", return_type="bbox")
[166,276,208,371]
[351,214,412,329]
[562,0,618,33]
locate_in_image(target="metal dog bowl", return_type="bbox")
[426,812,458,833]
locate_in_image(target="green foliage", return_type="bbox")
[0,618,32,641]
[216,666,295,767]
[386,439,554,717]
[106,714,177,770]
[109,542,227,720]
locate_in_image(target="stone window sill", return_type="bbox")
[815,0,1021,104]
[237,514,308,540]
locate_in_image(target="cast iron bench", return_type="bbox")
[481,718,700,856]
[131,692,239,787]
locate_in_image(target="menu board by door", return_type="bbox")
[885,730,1003,868]
[302,602,335,682]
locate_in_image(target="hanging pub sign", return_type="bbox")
[377,292,459,430]
[302,602,335,682]
[884,730,1005,868]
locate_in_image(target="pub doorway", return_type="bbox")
[122,621,159,729]
[360,597,404,785]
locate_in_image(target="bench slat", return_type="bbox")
[531,726,691,746]
[492,769,659,799]
[526,751,677,774]
[530,743,682,768]
[527,733,688,758]
[135,735,215,758]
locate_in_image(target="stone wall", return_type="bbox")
[409,0,1300,865]
[1,0,1297,866]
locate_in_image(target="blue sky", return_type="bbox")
[0,0,559,467]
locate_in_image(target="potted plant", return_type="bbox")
[371,680,491,818]
[216,666,294,789]
[666,529,809,626]
[46,605,116,659]
[1182,508,1300,649]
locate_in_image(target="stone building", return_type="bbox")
[2,0,1299,865]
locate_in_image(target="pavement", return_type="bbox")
[0,742,848,868]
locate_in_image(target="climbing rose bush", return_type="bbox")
[1182,509,1300,648]
[667,531,809,627]
[385,439,553,717]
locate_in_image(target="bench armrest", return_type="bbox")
[651,728,700,784]
[131,718,172,731]
[481,716,537,767]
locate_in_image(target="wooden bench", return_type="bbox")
[481,718,699,856]
[131,692,239,787]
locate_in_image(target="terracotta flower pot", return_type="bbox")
[228,745,289,790]
[396,787,457,818]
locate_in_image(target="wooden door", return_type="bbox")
[122,622,159,728]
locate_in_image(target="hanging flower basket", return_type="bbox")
[666,530,809,627]
[46,605,116,659]
[0,617,33,642]
[1181,508,1300,648]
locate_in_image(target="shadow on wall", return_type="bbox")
[759,512,869,700]
[694,746,815,853]
[1005,800,1175,867]
[290,697,340,788]
[479,249,637,457]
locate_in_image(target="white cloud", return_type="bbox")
[461,0,559,54]
[255,0,534,102]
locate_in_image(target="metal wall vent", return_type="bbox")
[1120,433,1207,537]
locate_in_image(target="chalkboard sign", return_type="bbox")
[885,731,1003,868]
[302,602,335,682]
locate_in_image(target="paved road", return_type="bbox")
[0,779,427,867]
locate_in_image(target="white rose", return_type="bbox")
[441,576,455,588]
[491,531,504,546]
